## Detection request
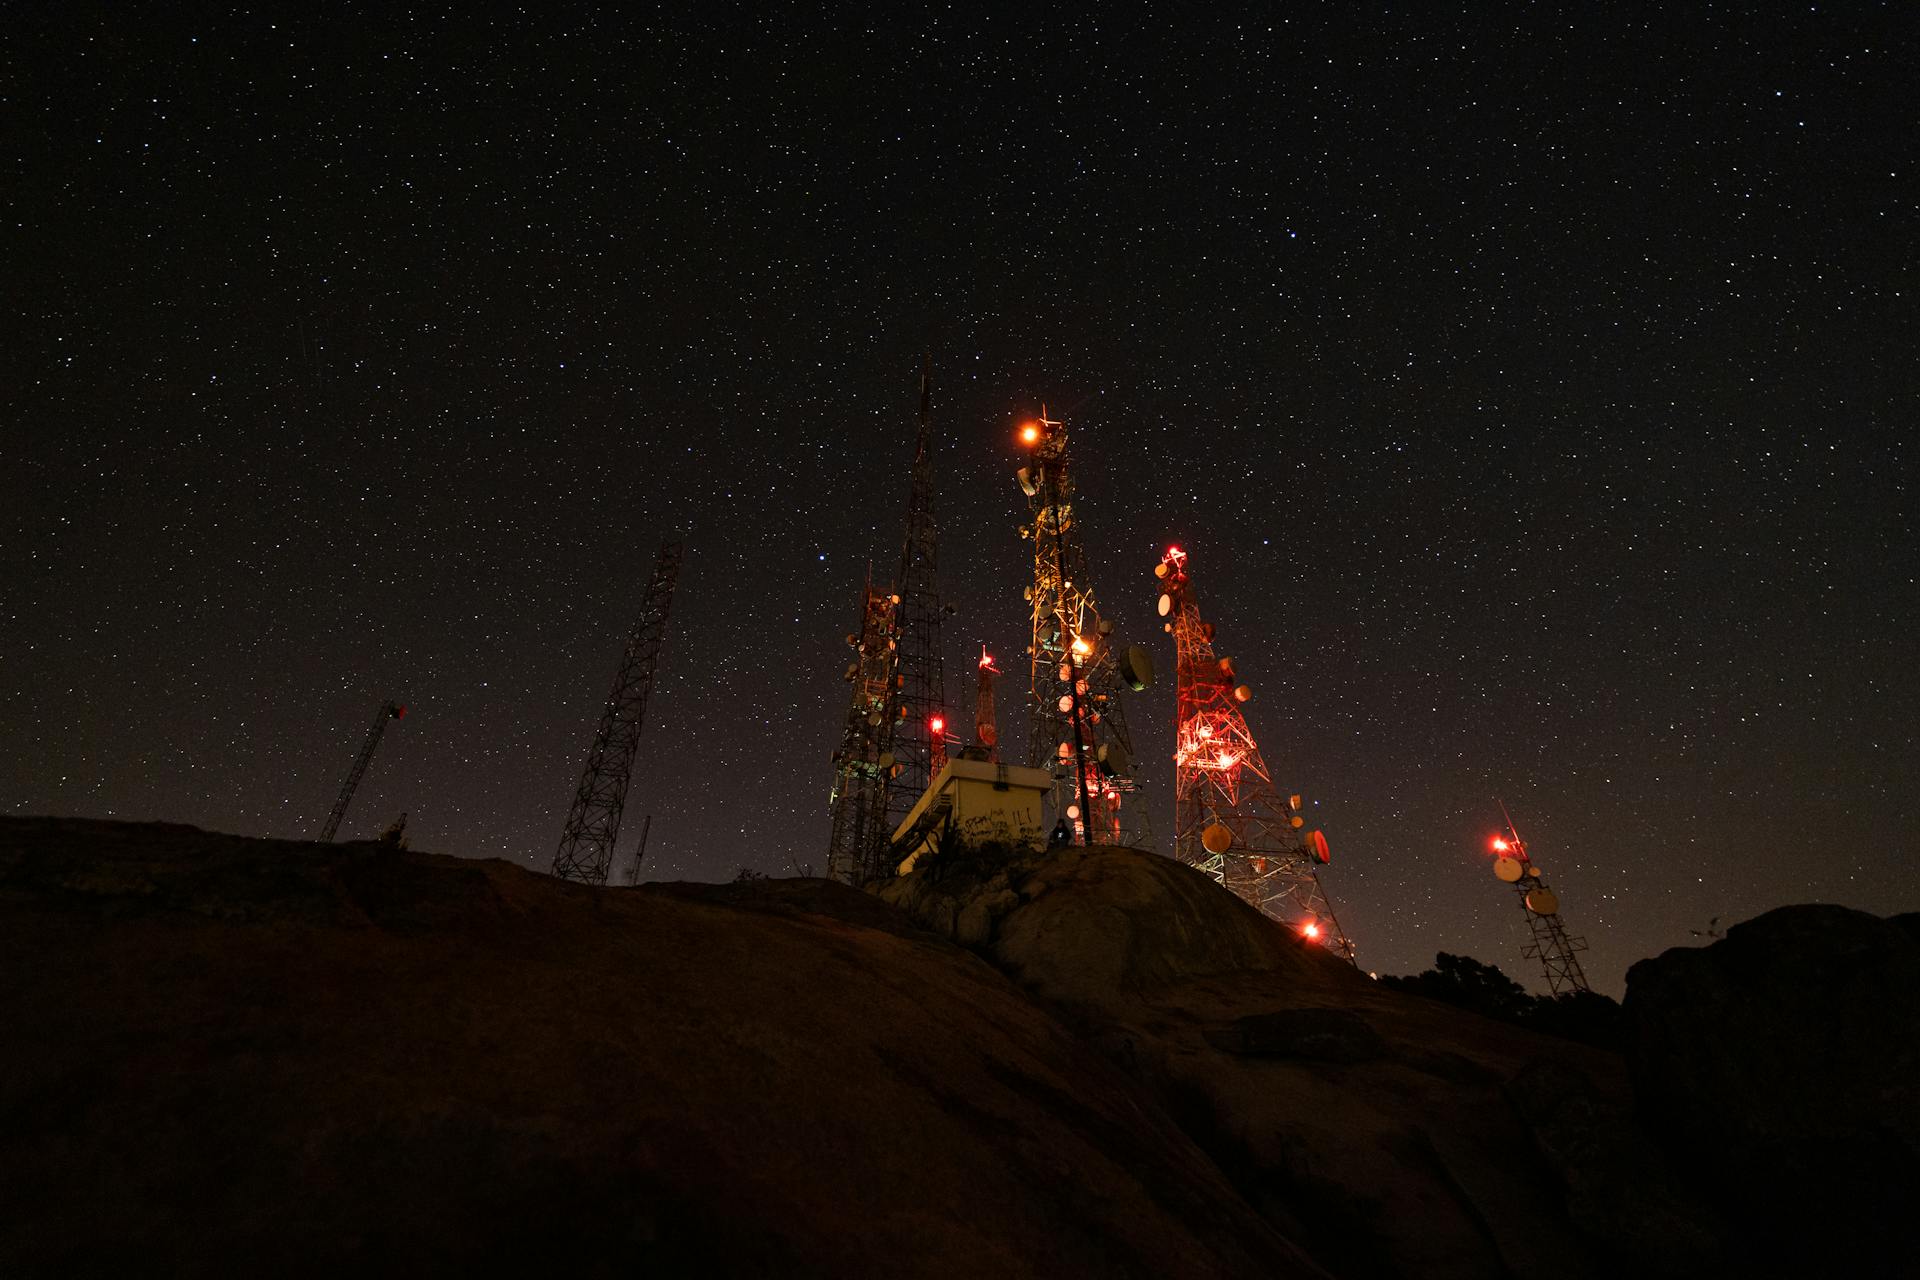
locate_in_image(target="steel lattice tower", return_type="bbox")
[826,574,902,885]
[1156,545,1353,957]
[1488,806,1592,995]
[317,700,406,841]
[883,361,948,840]
[1015,410,1148,848]
[552,538,684,886]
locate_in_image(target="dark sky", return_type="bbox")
[6,7,1915,993]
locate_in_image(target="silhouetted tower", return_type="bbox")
[1487,805,1592,995]
[1156,545,1353,957]
[974,646,1000,761]
[826,573,902,885]
[1014,409,1148,847]
[884,361,949,840]
[552,538,684,886]
[317,700,406,841]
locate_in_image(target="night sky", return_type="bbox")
[7,8,1915,994]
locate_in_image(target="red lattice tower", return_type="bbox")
[1155,544,1354,957]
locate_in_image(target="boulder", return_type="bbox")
[1626,904,1920,1275]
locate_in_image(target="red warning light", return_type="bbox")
[929,716,945,734]
[1019,423,1041,445]
[1490,836,1508,852]
[1302,921,1322,940]
[393,705,407,719]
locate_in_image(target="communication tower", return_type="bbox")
[317,700,406,841]
[883,360,949,843]
[825,574,902,885]
[1155,545,1353,957]
[552,538,684,886]
[1485,805,1592,995]
[1014,409,1151,848]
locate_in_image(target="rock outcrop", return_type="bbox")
[1626,904,1920,1277]
[0,818,1319,1278]
[879,844,1720,1278]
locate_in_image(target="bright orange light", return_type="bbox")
[929,716,945,733]
[1302,922,1321,939]
[979,647,993,668]
[1214,751,1239,770]
[1491,836,1509,852]
[1071,635,1092,656]
[1019,423,1041,445]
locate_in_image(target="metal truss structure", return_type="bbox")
[317,700,406,841]
[552,538,684,886]
[1489,807,1592,995]
[1015,410,1150,849]
[826,575,902,885]
[1156,545,1354,958]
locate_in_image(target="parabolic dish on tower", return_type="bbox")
[1493,855,1523,882]
[1525,887,1560,916]
[1201,822,1233,854]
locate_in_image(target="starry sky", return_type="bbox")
[6,7,1915,993]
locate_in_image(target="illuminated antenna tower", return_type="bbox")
[973,647,1000,761]
[825,572,901,885]
[317,700,406,841]
[1155,545,1353,957]
[1014,408,1152,848]
[883,360,950,841]
[552,537,684,886]
[1486,804,1592,995]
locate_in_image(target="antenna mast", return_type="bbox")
[317,700,406,841]
[553,538,684,886]
[884,358,948,840]
[1014,408,1149,848]
[1156,545,1354,957]
[1487,805,1592,995]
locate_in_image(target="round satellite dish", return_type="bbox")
[1526,888,1560,916]
[1233,684,1253,703]
[1154,561,1170,579]
[1289,815,1305,829]
[1098,740,1133,775]
[1120,645,1155,691]
[1157,593,1173,617]
[1219,657,1235,678]
[979,723,997,747]
[1098,619,1114,635]
[867,712,882,727]
[1058,742,1073,760]
[1065,804,1080,820]
[1305,830,1331,863]
[1023,586,1034,602]
[1057,694,1074,713]
[1201,823,1233,855]
[1493,856,1523,883]
[1525,865,1542,879]
[1058,662,1073,683]
[877,752,895,770]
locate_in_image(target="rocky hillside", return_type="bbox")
[1,818,1911,1276]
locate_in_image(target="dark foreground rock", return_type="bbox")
[1627,904,1920,1278]
[880,844,1720,1279]
[0,818,1318,1278]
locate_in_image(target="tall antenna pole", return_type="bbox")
[884,357,948,840]
[1486,804,1592,995]
[1156,545,1354,958]
[553,538,685,886]
[1014,409,1149,848]
[317,701,406,841]
[621,814,654,886]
